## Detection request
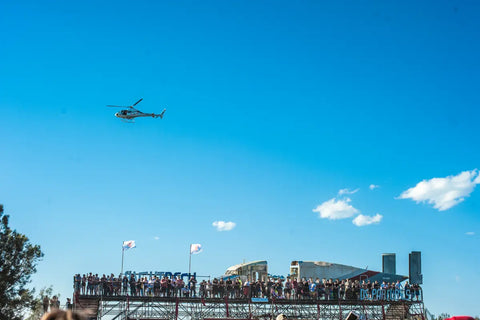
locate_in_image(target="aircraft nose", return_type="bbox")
[115,112,119,117]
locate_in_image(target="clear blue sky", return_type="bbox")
[1,0,479,316]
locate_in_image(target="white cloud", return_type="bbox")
[212,221,236,231]
[313,198,359,220]
[369,184,380,190]
[338,188,359,195]
[466,232,475,236]
[352,214,383,226]
[154,236,160,240]
[398,169,480,211]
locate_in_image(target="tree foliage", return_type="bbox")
[0,204,43,320]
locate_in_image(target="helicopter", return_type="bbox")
[107,98,166,122]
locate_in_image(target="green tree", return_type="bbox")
[0,204,43,320]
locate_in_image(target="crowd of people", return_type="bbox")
[74,273,422,301]
[41,296,72,315]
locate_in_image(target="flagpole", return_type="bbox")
[188,244,192,276]
[121,245,125,276]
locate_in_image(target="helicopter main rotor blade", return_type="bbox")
[106,105,128,108]
[132,98,143,106]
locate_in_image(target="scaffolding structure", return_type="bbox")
[76,296,425,320]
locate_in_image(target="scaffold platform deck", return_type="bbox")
[75,296,425,320]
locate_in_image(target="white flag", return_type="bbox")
[190,243,202,254]
[123,240,136,250]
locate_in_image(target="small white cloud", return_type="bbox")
[154,236,160,240]
[352,214,383,226]
[455,275,461,283]
[212,221,236,231]
[369,184,380,190]
[466,232,475,236]
[398,169,480,211]
[313,198,359,220]
[338,188,359,195]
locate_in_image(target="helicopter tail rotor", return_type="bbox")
[158,109,166,119]
[151,109,166,119]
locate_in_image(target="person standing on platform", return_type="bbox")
[50,296,59,310]
[206,280,212,298]
[234,278,241,298]
[160,276,167,297]
[218,279,225,298]
[81,275,86,295]
[284,278,291,300]
[404,281,411,300]
[292,278,298,300]
[66,298,72,310]
[73,274,81,294]
[43,295,49,314]
[199,280,206,298]
[129,274,137,296]
[225,278,232,298]
[122,275,128,295]
[243,279,250,299]
[154,276,161,296]
[309,280,317,300]
[175,276,183,297]
[189,276,197,297]
[212,278,219,298]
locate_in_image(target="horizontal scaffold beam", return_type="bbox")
[75,296,424,320]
